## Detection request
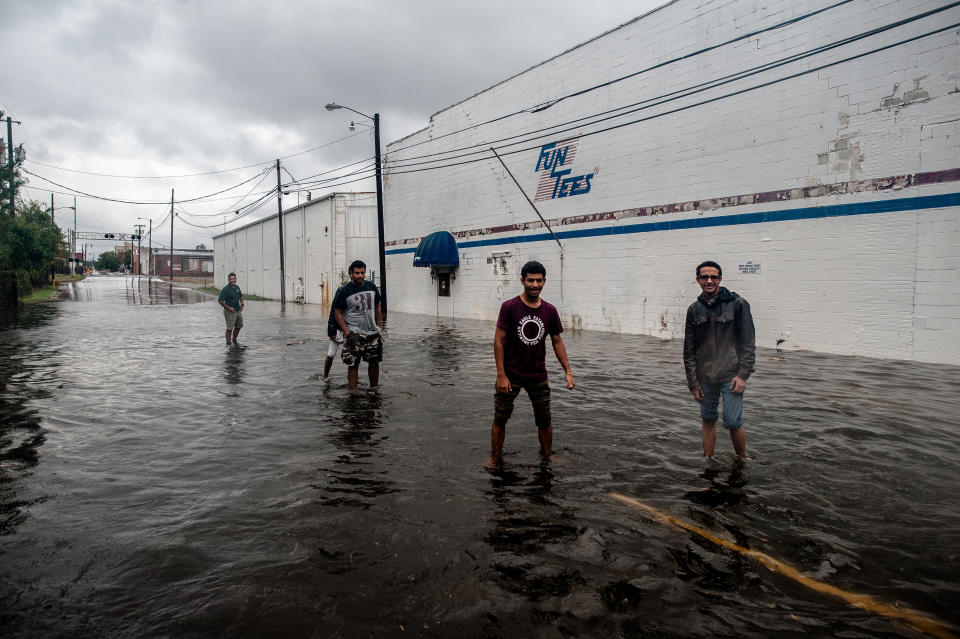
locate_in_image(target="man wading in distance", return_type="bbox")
[334,260,383,395]
[218,272,244,346]
[322,284,347,383]
[487,260,574,467]
[683,261,756,458]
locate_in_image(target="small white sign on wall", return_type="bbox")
[738,261,761,274]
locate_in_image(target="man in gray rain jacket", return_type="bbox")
[683,260,756,458]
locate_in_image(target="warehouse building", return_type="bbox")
[213,192,378,304]
[383,0,960,364]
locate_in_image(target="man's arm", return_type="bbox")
[239,293,244,311]
[550,334,575,389]
[683,306,702,400]
[335,308,349,335]
[375,302,382,330]
[731,298,756,394]
[493,326,511,393]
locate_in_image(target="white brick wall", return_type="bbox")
[386,0,960,364]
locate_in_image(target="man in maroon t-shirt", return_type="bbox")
[487,260,575,466]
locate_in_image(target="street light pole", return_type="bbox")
[372,112,387,314]
[72,196,77,275]
[325,102,387,314]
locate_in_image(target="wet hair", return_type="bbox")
[521,260,546,279]
[228,272,236,279]
[349,260,366,273]
[696,261,722,278]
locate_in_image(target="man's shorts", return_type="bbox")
[493,375,552,429]
[341,332,383,367]
[223,309,243,330]
[699,380,743,429]
[326,331,345,358]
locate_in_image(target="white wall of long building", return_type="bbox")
[383,0,960,365]
[214,193,378,304]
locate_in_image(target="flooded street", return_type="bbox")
[1,275,958,638]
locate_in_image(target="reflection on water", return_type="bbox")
[315,395,394,510]
[1,275,959,637]
[223,345,245,386]
[0,303,58,536]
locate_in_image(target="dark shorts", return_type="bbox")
[493,375,552,429]
[341,332,383,367]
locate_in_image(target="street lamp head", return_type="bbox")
[325,103,341,111]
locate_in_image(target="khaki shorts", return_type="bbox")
[224,309,244,330]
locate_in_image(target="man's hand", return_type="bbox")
[691,388,703,401]
[496,373,511,394]
[730,376,747,394]
[564,370,575,390]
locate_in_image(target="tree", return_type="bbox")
[195,243,207,250]
[95,251,121,272]
[0,199,67,304]
[0,162,23,216]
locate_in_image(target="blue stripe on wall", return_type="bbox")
[386,192,960,255]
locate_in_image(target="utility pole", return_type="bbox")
[148,218,152,277]
[169,189,174,281]
[72,196,77,275]
[134,224,145,275]
[6,116,14,216]
[49,193,55,286]
[276,159,286,304]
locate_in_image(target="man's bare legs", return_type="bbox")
[487,422,506,467]
[232,327,240,343]
[729,426,746,458]
[323,356,334,380]
[224,329,232,345]
[538,425,553,458]
[701,419,718,456]
[368,362,380,389]
[702,419,746,458]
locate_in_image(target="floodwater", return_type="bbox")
[1,275,958,638]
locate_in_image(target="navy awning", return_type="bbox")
[413,231,459,268]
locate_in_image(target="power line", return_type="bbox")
[381,19,960,179]
[384,3,960,171]
[22,128,373,179]
[384,0,859,159]
[19,167,270,205]
[174,170,275,218]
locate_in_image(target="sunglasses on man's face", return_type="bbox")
[698,275,721,281]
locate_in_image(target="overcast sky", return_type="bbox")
[3,0,668,256]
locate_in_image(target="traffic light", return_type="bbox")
[103,233,116,239]
[130,234,141,240]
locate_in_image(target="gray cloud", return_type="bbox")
[4,0,666,249]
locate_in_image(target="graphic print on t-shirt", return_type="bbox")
[517,314,546,346]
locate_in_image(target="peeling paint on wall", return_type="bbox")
[385,167,960,249]
[880,77,931,110]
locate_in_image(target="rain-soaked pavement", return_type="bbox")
[1,274,958,638]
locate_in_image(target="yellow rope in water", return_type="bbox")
[607,492,958,639]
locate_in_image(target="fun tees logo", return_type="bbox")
[534,137,595,202]
[517,315,546,346]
